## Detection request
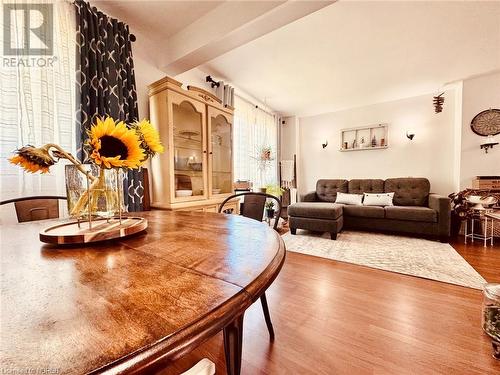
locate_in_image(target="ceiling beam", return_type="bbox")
[162,1,335,76]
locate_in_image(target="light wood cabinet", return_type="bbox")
[148,76,238,213]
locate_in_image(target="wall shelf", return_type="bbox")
[340,123,388,152]
[339,145,388,152]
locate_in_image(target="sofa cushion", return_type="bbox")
[348,179,385,194]
[316,179,348,202]
[335,192,363,205]
[363,192,394,206]
[384,178,430,206]
[288,202,343,220]
[343,205,385,218]
[385,206,437,223]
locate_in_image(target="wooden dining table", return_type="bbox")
[0,210,286,374]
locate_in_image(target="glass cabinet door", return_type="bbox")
[171,96,207,201]
[208,108,232,197]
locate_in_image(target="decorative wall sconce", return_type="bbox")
[406,131,415,141]
[480,135,499,153]
[322,140,328,149]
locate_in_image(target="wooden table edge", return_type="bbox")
[90,289,252,374]
[243,231,287,301]
[91,228,286,374]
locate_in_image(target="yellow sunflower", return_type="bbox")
[9,145,55,174]
[89,117,145,169]
[133,119,164,157]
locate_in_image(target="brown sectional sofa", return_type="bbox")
[288,178,451,241]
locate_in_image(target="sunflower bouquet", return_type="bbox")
[9,117,164,219]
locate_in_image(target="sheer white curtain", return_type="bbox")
[233,95,278,188]
[0,1,76,203]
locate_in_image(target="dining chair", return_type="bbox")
[0,196,67,223]
[219,192,282,340]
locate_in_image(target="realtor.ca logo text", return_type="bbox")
[2,3,57,68]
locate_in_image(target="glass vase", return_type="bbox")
[65,164,124,220]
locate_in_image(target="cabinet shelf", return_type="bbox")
[174,145,203,152]
[174,136,201,143]
[174,169,203,173]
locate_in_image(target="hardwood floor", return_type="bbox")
[162,235,500,374]
[451,238,500,283]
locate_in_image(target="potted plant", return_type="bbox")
[448,189,500,237]
[448,189,472,237]
[265,201,275,219]
[265,184,285,218]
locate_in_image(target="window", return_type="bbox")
[233,95,278,188]
[0,2,76,201]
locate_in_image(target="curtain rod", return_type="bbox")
[234,94,276,117]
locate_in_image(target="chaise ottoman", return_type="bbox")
[288,202,343,240]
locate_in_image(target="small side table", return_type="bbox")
[485,211,500,245]
[464,209,494,247]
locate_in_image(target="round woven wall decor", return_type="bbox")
[470,108,500,136]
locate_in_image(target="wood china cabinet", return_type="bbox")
[148,76,238,213]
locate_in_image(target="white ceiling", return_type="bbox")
[92,0,326,75]
[201,1,500,116]
[92,1,223,41]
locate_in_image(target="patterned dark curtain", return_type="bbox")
[75,0,143,211]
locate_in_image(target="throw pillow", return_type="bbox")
[335,192,363,205]
[363,192,394,206]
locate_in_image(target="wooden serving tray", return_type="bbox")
[39,217,148,245]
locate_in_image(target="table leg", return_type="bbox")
[490,217,494,246]
[223,314,244,375]
[472,218,474,243]
[484,217,488,247]
[464,219,468,244]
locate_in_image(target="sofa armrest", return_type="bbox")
[300,191,318,202]
[428,193,451,238]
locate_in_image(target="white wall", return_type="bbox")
[281,116,298,161]
[280,116,300,192]
[134,54,165,119]
[460,71,500,189]
[175,68,208,89]
[297,91,457,196]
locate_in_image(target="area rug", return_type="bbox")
[282,230,487,289]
